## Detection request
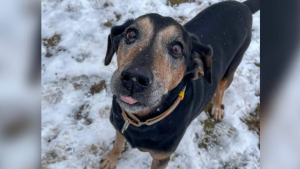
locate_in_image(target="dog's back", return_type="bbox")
[184,0,259,120]
[185,1,253,84]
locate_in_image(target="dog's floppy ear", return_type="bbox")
[104,19,134,66]
[189,35,213,84]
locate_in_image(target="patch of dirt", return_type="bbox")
[200,99,218,149]
[99,106,111,118]
[122,142,129,153]
[103,2,113,8]
[75,104,89,120]
[42,149,66,169]
[90,80,106,95]
[254,62,260,67]
[71,75,105,93]
[198,112,218,149]
[46,126,61,143]
[176,16,186,24]
[98,141,111,156]
[42,83,63,104]
[198,115,238,150]
[85,118,93,125]
[71,52,91,62]
[241,103,260,148]
[74,104,93,125]
[204,101,213,114]
[89,144,99,155]
[104,21,113,28]
[43,34,66,57]
[103,13,121,28]
[65,3,83,12]
[204,96,260,148]
[115,13,121,21]
[199,98,239,149]
[89,1,113,10]
[167,0,196,6]
[170,153,180,162]
[178,16,185,21]
[72,75,90,90]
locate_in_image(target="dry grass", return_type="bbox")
[90,80,106,95]
[167,0,196,6]
[43,34,66,57]
[241,103,260,148]
[74,104,93,125]
[202,98,260,149]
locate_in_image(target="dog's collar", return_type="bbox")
[121,86,186,133]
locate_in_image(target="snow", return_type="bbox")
[42,0,260,168]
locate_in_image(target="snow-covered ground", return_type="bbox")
[41,0,260,168]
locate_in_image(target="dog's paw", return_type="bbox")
[210,104,224,122]
[100,153,118,169]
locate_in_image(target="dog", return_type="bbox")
[100,0,260,168]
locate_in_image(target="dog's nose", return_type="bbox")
[121,66,153,92]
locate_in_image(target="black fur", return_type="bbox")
[108,0,258,153]
[105,19,134,65]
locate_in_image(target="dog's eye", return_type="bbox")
[126,30,137,42]
[171,44,182,55]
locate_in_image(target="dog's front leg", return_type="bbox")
[211,76,233,121]
[100,130,126,169]
[150,152,171,169]
[151,157,170,169]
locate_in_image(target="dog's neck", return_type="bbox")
[134,79,188,121]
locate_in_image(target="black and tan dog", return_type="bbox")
[100,0,260,168]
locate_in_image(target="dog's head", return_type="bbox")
[105,13,213,113]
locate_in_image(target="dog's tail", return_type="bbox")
[243,0,260,14]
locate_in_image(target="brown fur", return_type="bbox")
[153,25,186,93]
[117,44,139,70]
[117,17,154,71]
[100,131,126,169]
[116,22,186,95]
[192,57,205,80]
[137,16,154,40]
[142,149,172,169]
[135,108,152,118]
[211,75,234,121]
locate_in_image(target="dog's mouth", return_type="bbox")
[120,95,138,105]
[116,94,148,113]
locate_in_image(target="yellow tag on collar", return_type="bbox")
[179,91,185,100]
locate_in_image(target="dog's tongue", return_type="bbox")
[121,96,138,104]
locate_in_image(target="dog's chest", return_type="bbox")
[109,103,188,151]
